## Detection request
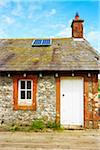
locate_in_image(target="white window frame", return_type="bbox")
[18,80,33,105]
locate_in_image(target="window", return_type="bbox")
[13,76,37,110]
[18,80,33,106]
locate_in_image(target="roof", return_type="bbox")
[0,38,99,71]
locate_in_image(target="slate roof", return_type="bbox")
[0,38,99,71]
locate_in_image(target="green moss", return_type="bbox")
[41,55,51,63]
[32,57,39,62]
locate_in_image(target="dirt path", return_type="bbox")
[0,130,100,150]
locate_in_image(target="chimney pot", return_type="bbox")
[75,12,79,20]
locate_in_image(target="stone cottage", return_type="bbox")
[0,13,100,129]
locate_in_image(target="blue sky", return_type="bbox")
[0,0,100,52]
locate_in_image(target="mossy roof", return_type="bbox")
[0,38,99,71]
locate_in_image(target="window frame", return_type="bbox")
[13,75,37,110]
[18,80,33,101]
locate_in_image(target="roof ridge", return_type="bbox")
[0,37,72,40]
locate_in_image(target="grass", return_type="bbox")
[30,119,46,131]
[3,119,64,132]
[46,121,62,130]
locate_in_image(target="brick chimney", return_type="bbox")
[71,13,84,38]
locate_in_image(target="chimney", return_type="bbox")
[71,13,84,38]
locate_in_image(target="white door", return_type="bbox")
[60,78,84,126]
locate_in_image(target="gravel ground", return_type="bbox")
[0,130,100,150]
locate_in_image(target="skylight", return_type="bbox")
[32,39,52,47]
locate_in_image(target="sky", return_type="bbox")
[0,0,100,52]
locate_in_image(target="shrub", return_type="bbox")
[10,124,19,131]
[98,93,100,98]
[98,87,100,92]
[8,120,64,132]
[46,121,62,130]
[46,121,54,128]
[31,119,46,130]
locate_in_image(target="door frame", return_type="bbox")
[56,76,85,127]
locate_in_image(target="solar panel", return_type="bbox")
[32,39,52,46]
[33,39,42,45]
[42,39,51,45]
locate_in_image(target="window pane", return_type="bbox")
[27,91,31,99]
[21,91,25,99]
[27,81,31,89]
[21,81,25,89]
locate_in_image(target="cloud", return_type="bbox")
[11,1,23,16]
[46,9,56,17]
[3,16,15,25]
[49,23,66,29]
[56,19,72,37]
[28,3,42,19]
[86,30,100,51]
[85,30,100,51]
[57,27,71,37]
[28,7,56,22]
[0,28,7,37]
[0,1,7,7]
[86,31,100,41]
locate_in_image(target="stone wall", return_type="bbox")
[86,79,100,129]
[0,76,56,125]
[0,74,99,129]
